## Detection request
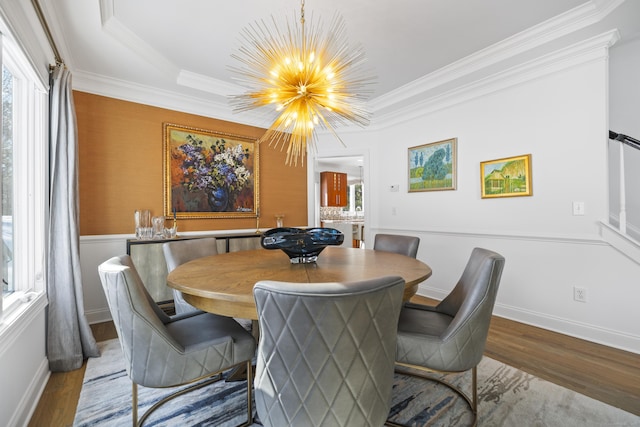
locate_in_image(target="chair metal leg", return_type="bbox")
[386,364,478,427]
[245,360,254,426]
[132,360,253,427]
[132,382,138,427]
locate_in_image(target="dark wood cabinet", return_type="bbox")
[320,171,347,206]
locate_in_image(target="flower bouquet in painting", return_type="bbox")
[165,124,258,218]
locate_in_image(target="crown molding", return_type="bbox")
[78,2,623,131]
[100,0,237,97]
[72,29,620,133]
[99,0,178,77]
[371,29,620,130]
[370,0,625,113]
[72,69,249,124]
[177,70,243,97]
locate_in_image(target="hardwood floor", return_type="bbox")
[28,300,640,426]
[27,322,118,427]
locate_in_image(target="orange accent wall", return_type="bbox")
[75,91,307,235]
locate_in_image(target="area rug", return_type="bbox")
[74,339,640,426]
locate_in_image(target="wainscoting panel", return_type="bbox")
[372,227,640,354]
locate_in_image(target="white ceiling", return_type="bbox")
[40,0,640,127]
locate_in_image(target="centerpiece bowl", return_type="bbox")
[260,227,344,263]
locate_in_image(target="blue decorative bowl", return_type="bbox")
[261,227,344,263]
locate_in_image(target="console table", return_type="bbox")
[126,231,263,305]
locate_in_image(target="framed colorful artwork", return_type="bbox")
[480,154,532,198]
[408,138,457,192]
[163,123,259,219]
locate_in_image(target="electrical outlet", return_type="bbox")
[573,286,587,302]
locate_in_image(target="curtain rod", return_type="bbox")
[30,0,63,67]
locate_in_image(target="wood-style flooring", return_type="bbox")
[27,297,640,426]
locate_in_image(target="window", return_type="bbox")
[2,65,13,299]
[0,26,48,324]
[343,183,364,216]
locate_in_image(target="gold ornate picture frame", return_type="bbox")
[163,123,259,219]
[408,138,457,192]
[480,154,532,198]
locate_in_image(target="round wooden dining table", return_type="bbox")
[166,246,432,320]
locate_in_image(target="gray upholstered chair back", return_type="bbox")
[373,234,420,258]
[163,237,218,272]
[99,255,173,385]
[253,276,406,427]
[98,255,255,388]
[162,237,218,314]
[396,247,505,372]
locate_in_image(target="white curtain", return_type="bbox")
[47,65,99,372]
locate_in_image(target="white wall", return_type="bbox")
[0,302,48,427]
[79,236,130,323]
[313,38,640,353]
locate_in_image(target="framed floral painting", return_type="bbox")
[163,123,259,219]
[408,138,457,192]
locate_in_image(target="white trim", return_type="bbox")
[370,0,623,111]
[0,0,53,87]
[374,226,607,246]
[493,302,640,354]
[70,4,625,131]
[421,284,640,354]
[6,356,49,427]
[0,26,49,324]
[79,228,280,243]
[599,221,640,265]
[85,307,112,325]
[0,293,47,358]
[177,69,243,97]
[99,0,178,77]
[92,0,625,113]
[372,30,620,129]
[71,70,251,126]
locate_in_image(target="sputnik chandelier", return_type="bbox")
[230,0,374,165]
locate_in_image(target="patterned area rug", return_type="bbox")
[74,339,640,426]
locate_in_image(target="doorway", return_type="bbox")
[315,154,367,248]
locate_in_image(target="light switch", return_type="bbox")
[572,201,585,216]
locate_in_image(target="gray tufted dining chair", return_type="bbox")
[253,276,406,427]
[389,247,505,427]
[162,237,219,314]
[98,255,256,427]
[373,234,420,258]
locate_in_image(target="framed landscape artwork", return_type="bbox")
[163,123,259,219]
[408,138,457,192]
[480,154,532,198]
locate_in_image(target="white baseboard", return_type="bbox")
[416,285,640,355]
[10,357,49,427]
[86,308,112,325]
[493,302,640,354]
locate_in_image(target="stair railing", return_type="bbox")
[609,131,640,236]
